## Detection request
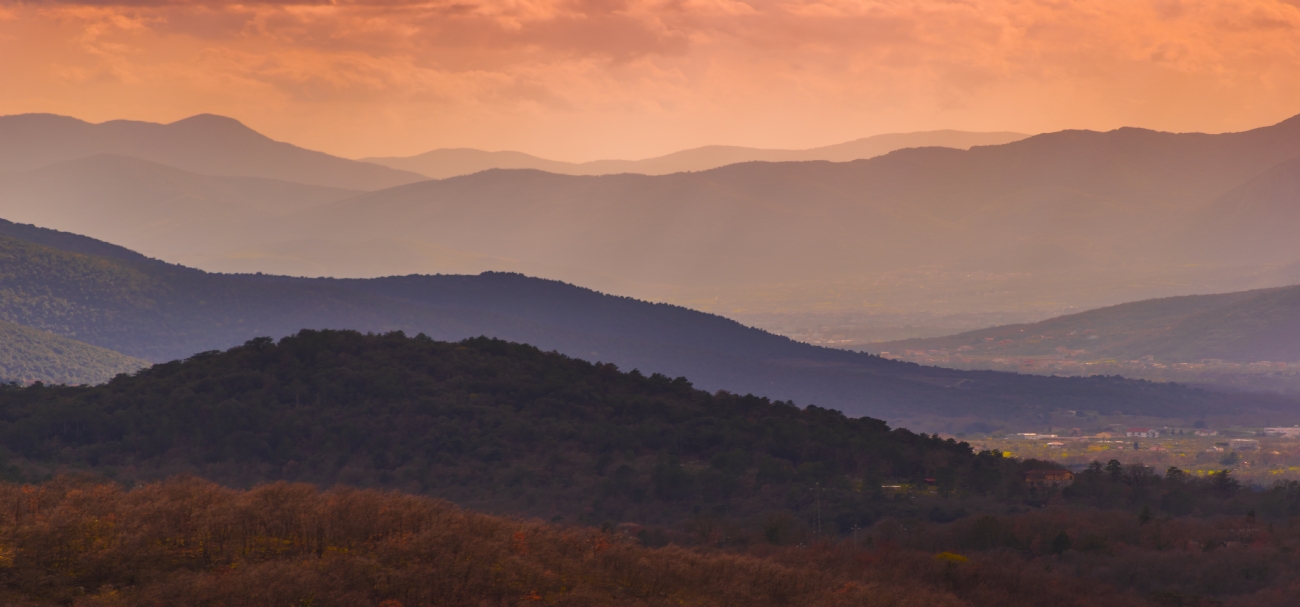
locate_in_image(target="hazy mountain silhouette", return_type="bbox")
[875,284,1300,364]
[0,320,148,385]
[362,130,1029,179]
[0,156,635,280]
[0,113,426,190]
[0,154,361,261]
[7,112,1300,323]
[296,113,1300,292]
[0,219,1288,430]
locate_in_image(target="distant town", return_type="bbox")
[971,425,1300,483]
[878,349,1300,392]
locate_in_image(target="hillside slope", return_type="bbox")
[0,113,426,190]
[0,320,147,385]
[363,130,1029,178]
[1182,154,1300,265]
[0,220,1294,430]
[873,284,1300,364]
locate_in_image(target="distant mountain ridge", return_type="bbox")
[6,112,1300,330]
[291,114,1300,292]
[0,219,1294,431]
[0,113,426,190]
[362,130,1030,179]
[873,283,1300,364]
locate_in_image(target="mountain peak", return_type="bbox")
[166,114,267,140]
[0,112,425,189]
[0,113,93,134]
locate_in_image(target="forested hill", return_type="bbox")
[0,330,1009,527]
[874,284,1300,364]
[0,320,147,385]
[1,219,1297,429]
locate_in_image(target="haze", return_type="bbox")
[4,0,1300,160]
[4,0,1300,425]
[11,2,1300,602]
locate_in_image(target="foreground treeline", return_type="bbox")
[0,476,992,607]
[6,476,1300,607]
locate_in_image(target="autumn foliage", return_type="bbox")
[6,476,1300,607]
[0,476,971,607]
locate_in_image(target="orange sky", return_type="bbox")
[3,0,1300,161]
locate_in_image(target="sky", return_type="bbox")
[3,0,1300,161]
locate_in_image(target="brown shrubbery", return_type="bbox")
[0,476,952,607]
[4,475,1300,607]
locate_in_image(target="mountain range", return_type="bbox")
[5,112,1300,329]
[0,218,1295,432]
[350,116,1300,273]
[361,130,1029,179]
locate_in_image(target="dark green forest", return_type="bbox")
[0,319,146,385]
[2,330,1298,538]
[0,330,994,528]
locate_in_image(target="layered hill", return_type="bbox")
[310,115,1300,290]
[363,130,1029,179]
[874,285,1300,364]
[0,320,147,385]
[0,219,1295,430]
[0,113,426,190]
[0,154,361,261]
[871,285,1300,393]
[7,114,1300,323]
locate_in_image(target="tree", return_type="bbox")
[1051,531,1072,554]
[1105,459,1124,482]
[1210,470,1240,498]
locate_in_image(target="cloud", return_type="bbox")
[2,0,1300,159]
